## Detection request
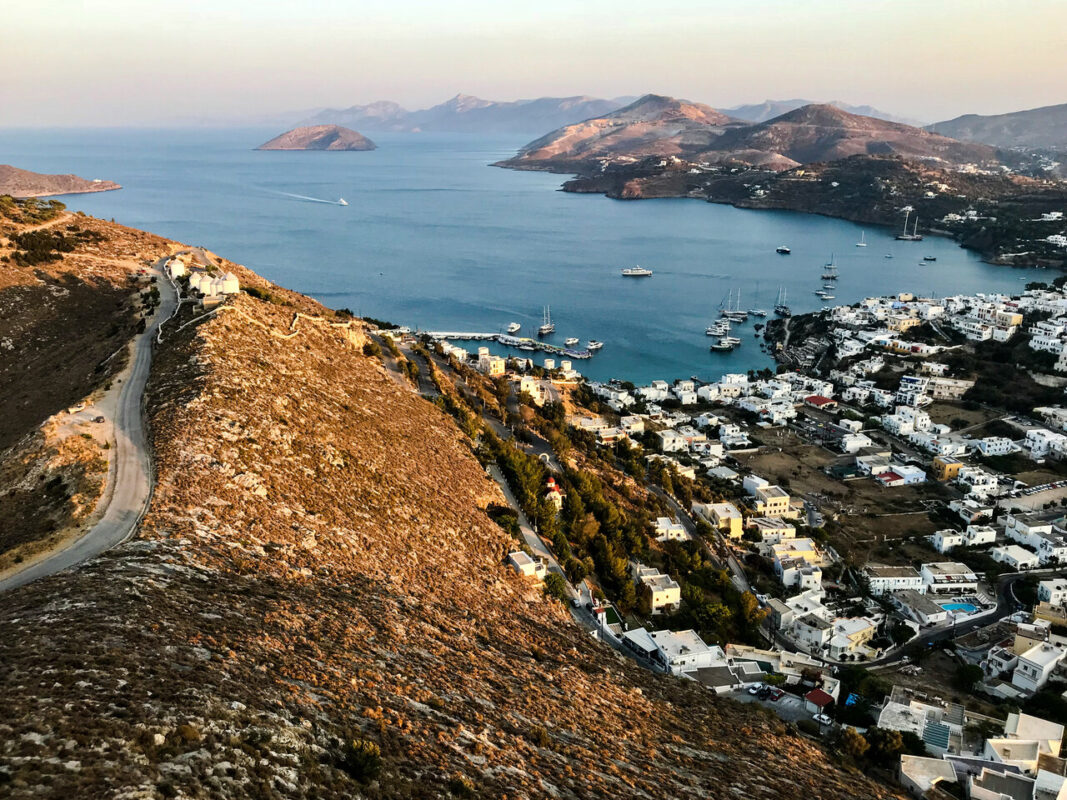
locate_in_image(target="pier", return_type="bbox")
[424,331,593,359]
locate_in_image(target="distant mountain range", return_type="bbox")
[498,94,998,172]
[721,99,922,126]
[301,94,636,134]
[927,102,1067,151]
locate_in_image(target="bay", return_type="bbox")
[0,127,1050,384]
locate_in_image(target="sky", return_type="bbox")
[2,0,1063,126]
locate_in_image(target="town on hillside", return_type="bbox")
[371,270,1067,796]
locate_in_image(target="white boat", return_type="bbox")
[337,198,348,206]
[885,253,893,258]
[821,254,838,280]
[821,293,835,300]
[564,337,579,347]
[706,320,730,336]
[587,340,603,351]
[538,306,555,336]
[896,208,923,241]
[776,246,791,254]
[506,322,521,334]
[856,231,867,247]
[748,309,768,317]
[774,286,791,317]
[621,265,653,277]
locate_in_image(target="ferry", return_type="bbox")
[586,340,604,351]
[337,198,348,206]
[538,306,555,336]
[564,337,579,347]
[776,246,791,255]
[621,266,653,277]
[506,322,521,334]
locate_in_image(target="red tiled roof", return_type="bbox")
[804,688,834,707]
[805,395,835,406]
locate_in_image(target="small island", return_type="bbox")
[255,124,377,151]
[0,164,121,198]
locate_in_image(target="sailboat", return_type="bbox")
[538,306,555,336]
[774,286,792,317]
[337,198,348,206]
[856,231,867,247]
[720,288,748,322]
[896,208,923,241]
[821,254,839,281]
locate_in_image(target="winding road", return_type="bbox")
[0,260,178,592]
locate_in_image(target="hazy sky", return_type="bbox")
[3,0,1063,126]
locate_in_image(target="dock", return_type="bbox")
[424,331,593,359]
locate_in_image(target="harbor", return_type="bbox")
[424,331,595,359]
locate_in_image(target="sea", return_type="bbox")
[1,128,1051,384]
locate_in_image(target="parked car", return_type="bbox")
[746,682,765,695]
[812,713,833,726]
[768,688,785,701]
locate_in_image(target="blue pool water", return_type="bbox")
[0,128,1052,383]
[940,602,978,613]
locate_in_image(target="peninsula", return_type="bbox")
[255,124,377,151]
[0,164,121,198]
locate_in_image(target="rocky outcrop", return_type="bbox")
[0,165,121,198]
[256,125,377,151]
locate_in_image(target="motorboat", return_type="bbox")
[337,198,348,206]
[776,246,791,254]
[621,266,653,277]
[506,322,521,334]
[587,340,604,351]
[564,337,579,347]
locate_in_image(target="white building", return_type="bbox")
[1039,578,1067,606]
[653,516,687,543]
[1012,642,1066,693]
[864,564,923,597]
[507,551,546,580]
[920,562,979,594]
[992,544,1040,571]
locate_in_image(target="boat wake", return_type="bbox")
[264,189,346,206]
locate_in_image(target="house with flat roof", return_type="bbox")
[921,562,979,595]
[898,755,957,798]
[649,629,724,675]
[693,501,743,539]
[749,516,796,545]
[794,613,832,654]
[891,589,950,626]
[507,551,546,581]
[653,516,687,543]
[753,484,796,518]
[1039,578,1067,607]
[641,573,681,615]
[992,544,1040,571]
[772,538,825,590]
[1012,642,1066,694]
[864,564,923,596]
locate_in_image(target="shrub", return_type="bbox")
[362,340,382,357]
[339,738,381,783]
[447,775,476,797]
[542,573,568,603]
[528,725,552,748]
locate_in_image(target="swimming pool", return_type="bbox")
[940,602,979,614]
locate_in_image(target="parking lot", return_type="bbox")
[726,688,824,726]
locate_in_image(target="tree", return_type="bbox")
[865,726,904,766]
[543,573,568,603]
[953,664,984,693]
[840,727,870,760]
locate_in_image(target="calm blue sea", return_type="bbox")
[0,128,1050,383]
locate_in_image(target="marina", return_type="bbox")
[424,331,595,359]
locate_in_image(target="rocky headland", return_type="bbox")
[0,165,121,198]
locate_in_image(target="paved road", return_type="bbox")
[1,262,178,592]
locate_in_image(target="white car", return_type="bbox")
[746,682,765,695]
[812,713,833,726]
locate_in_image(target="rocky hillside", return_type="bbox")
[303,94,628,134]
[927,102,1067,151]
[0,220,901,799]
[499,94,742,170]
[499,96,999,172]
[722,99,920,126]
[256,125,377,151]
[0,165,121,198]
[711,104,997,169]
